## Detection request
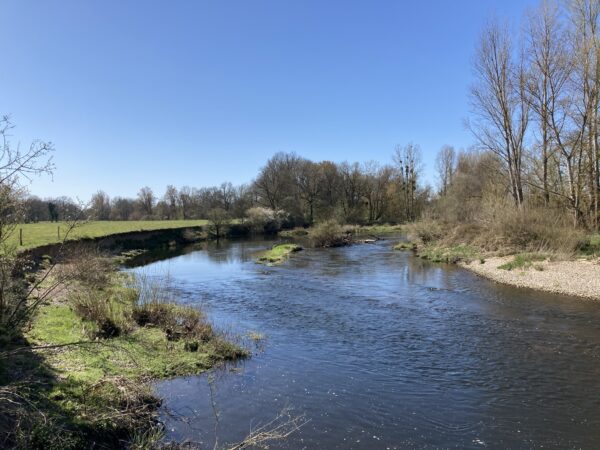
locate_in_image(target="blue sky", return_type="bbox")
[1,0,537,200]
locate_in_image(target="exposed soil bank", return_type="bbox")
[460,256,600,300]
[24,226,205,261]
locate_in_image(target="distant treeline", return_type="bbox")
[23,0,600,235]
[25,145,428,227]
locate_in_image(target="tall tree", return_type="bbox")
[89,190,111,220]
[469,20,530,207]
[435,145,457,195]
[137,186,155,218]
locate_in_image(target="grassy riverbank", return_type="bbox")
[1,259,245,449]
[394,221,600,300]
[12,220,209,249]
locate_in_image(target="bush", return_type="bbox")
[69,288,130,339]
[405,220,444,244]
[309,220,351,248]
[245,207,288,234]
[59,251,114,290]
[480,206,584,254]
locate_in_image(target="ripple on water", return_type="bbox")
[130,239,600,449]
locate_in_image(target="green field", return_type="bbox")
[10,220,208,249]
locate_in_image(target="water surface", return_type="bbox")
[130,238,600,449]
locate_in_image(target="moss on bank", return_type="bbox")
[258,244,303,265]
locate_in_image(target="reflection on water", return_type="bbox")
[129,238,600,449]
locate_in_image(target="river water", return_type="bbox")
[128,238,600,449]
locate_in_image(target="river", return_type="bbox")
[127,237,600,449]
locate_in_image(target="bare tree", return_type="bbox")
[435,145,457,195]
[568,0,600,227]
[207,207,230,239]
[137,186,155,219]
[363,162,394,223]
[89,190,111,220]
[296,160,322,224]
[337,161,366,223]
[393,143,422,221]
[163,185,179,219]
[254,152,301,212]
[469,20,530,208]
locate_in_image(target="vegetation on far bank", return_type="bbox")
[12,220,209,249]
[395,218,600,270]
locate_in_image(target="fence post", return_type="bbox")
[19,228,23,246]
[57,226,60,240]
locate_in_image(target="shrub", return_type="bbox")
[245,207,288,234]
[481,206,585,254]
[59,251,114,290]
[405,220,444,244]
[69,289,129,338]
[309,220,351,248]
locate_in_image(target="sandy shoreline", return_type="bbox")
[460,256,600,300]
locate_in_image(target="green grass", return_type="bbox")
[257,243,303,264]
[15,297,245,447]
[579,233,600,257]
[393,241,415,251]
[498,253,547,271]
[11,220,208,249]
[417,243,480,263]
[27,304,227,382]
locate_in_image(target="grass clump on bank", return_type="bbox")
[3,253,246,449]
[258,244,303,265]
[393,241,416,251]
[497,253,547,271]
[578,233,600,257]
[418,243,480,264]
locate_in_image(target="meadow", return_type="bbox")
[11,220,208,249]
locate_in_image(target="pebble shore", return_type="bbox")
[461,257,600,300]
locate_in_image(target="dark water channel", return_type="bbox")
[128,238,600,449]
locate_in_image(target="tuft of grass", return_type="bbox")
[393,241,415,251]
[257,244,303,265]
[417,244,480,264]
[578,233,600,257]
[498,253,547,271]
[247,331,267,342]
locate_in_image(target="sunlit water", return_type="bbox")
[127,238,600,449]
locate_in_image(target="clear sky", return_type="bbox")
[1,0,538,200]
